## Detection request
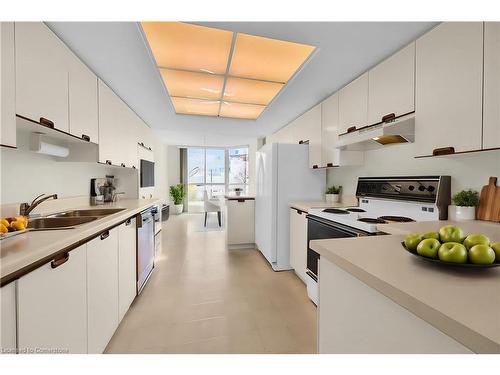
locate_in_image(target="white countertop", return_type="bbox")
[290,196,359,213]
[311,220,500,353]
[0,198,159,286]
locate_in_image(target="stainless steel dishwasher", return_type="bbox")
[137,207,155,293]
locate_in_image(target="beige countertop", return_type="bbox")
[0,198,159,286]
[290,197,359,213]
[224,194,255,200]
[311,220,500,353]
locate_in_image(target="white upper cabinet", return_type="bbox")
[338,72,369,134]
[17,245,88,354]
[1,22,16,148]
[303,104,322,168]
[68,53,98,143]
[15,22,70,132]
[368,42,415,124]
[321,93,340,167]
[483,22,500,150]
[415,22,483,156]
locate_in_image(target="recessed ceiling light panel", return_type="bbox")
[219,101,266,120]
[223,77,284,106]
[160,69,224,100]
[171,97,220,116]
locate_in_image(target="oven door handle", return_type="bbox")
[306,214,366,237]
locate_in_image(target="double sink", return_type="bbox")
[27,208,126,230]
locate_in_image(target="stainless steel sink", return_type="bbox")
[28,216,98,230]
[48,208,125,218]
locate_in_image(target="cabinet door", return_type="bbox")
[226,200,255,245]
[289,208,308,283]
[98,80,121,165]
[321,93,340,167]
[338,72,368,134]
[17,245,87,354]
[415,22,483,156]
[118,218,137,322]
[69,53,98,143]
[15,22,69,132]
[483,22,500,150]
[1,282,17,352]
[368,42,415,125]
[305,105,323,168]
[87,228,119,354]
[0,22,16,148]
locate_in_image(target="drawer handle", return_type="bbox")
[81,134,90,142]
[381,113,396,123]
[312,165,318,169]
[433,146,455,156]
[125,218,132,226]
[132,165,136,169]
[39,117,54,128]
[326,162,334,167]
[51,253,69,269]
[140,142,145,147]
[100,230,110,240]
[106,160,112,165]
[347,126,357,133]
[121,163,126,167]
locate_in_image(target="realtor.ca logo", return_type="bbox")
[2,347,69,354]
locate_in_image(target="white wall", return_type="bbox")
[152,138,168,203]
[327,143,500,196]
[0,147,138,205]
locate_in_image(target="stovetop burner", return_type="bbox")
[322,208,349,214]
[378,215,415,223]
[346,208,366,212]
[358,218,387,224]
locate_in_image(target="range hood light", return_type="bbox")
[30,133,69,157]
[372,135,409,145]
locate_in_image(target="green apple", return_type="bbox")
[439,225,465,243]
[422,231,440,240]
[417,238,441,259]
[491,242,500,262]
[463,233,490,250]
[468,244,496,265]
[438,242,468,264]
[404,233,423,252]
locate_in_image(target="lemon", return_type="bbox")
[0,218,9,227]
[10,220,26,231]
[0,223,8,234]
[15,216,28,224]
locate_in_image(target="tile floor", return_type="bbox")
[105,213,317,354]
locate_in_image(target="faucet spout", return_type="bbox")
[20,194,58,216]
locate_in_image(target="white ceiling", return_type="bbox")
[47,22,437,146]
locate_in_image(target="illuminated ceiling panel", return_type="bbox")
[142,22,315,119]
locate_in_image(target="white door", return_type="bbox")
[68,53,98,143]
[87,228,119,354]
[415,22,483,156]
[368,42,415,124]
[1,282,17,352]
[118,218,137,322]
[17,245,87,354]
[0,22,16,148]
[338,72,369,134]
[15,22,69,132]
[289,208,308,282]
[483,22,500,150]
[255,144,276,264]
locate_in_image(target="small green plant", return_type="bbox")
[169,184,186,205]
[326,185,342,195]
[452,189,479,207]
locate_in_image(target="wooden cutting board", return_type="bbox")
[476,176,499,222]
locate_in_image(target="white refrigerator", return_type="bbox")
[255,143,325,271]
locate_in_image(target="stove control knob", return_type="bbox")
[427,185,435,192]
[408,185,415,191]
[418,185,426,192]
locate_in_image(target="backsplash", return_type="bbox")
[327,143,500,196]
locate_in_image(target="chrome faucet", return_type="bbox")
[20,194,58,216]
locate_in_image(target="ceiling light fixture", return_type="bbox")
[141,22,316,120]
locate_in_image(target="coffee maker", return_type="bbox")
[90,175,117,205]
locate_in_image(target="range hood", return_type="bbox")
[337,112,415,151]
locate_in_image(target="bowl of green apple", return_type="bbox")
[402,225,500,268]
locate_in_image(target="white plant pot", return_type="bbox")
[450,205,476,221]
[326,194,340,203]
[332,194,340,203]
[172,204,183,215]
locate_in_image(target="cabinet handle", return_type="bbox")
[148,147,152,151]
[326,162,334,168]
[81,134,90,142]
[140,142,145,147]
[347,126,357,133]
[237,199,246,203]
[298,140,304,144]
[121,163,126,167]
[132,165,136,169]
[125,218,132,226]
[51,253,69,269]
[39,117,54,128]
[312,165,318,169]
[106,160,112,165]
[433,146,455,156]
[100,230,110,240]
[381,113,396,123]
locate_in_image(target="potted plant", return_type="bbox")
[169,184,186,215]
[449,189,479,221]
[326,185,342,203]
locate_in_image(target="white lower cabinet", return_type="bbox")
[1,282,17,353]
[226,198,255,248]
[87,228,119,354]
[289,208,308,282]
[118,218,137,322]
[17,245,87,354]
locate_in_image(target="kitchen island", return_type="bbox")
[311,220,500,354]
